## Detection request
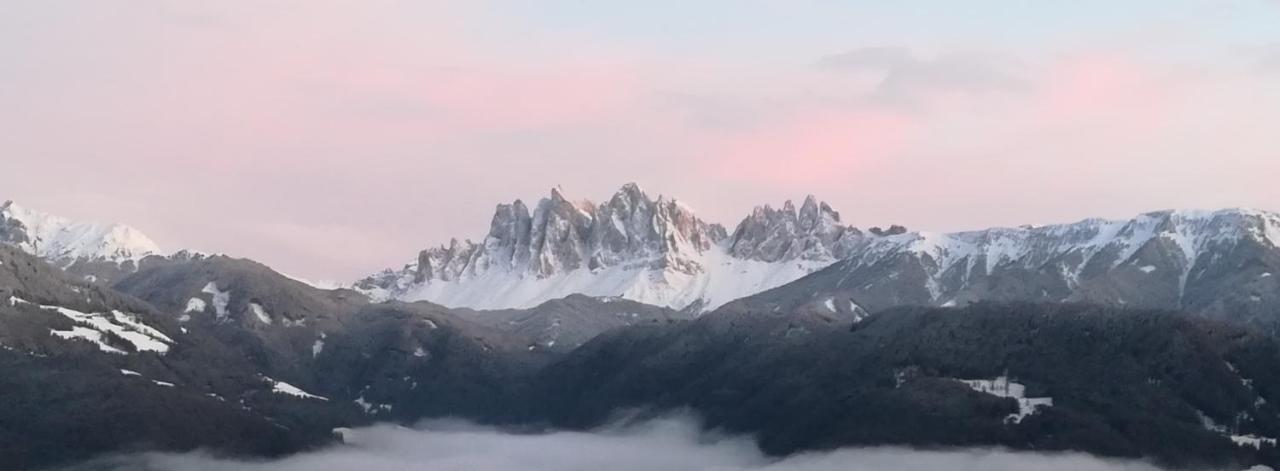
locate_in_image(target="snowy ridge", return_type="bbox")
[363,184,1280,312]
[834,208,1280,304]
[0,200,162,265]
[359,184,857,311]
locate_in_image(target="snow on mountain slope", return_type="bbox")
[358,184,861,311]
[380,248,832,311]
[365,190,1280,317]
[838,208,1276,299]
[0,200,162,265]
[732,207,1280,327]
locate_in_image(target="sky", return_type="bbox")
[2,1,1279,281]
[89,416,1166,471]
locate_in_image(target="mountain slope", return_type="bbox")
[9,236,1280,468]
[725,208,1280,329]
[456,294,694,353]
[2,246,594,469]
[0,246,350,469]
[358,184,862,311]
[520,303,1280,468]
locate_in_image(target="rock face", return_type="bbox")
[359,184,858,311]
[410,185,726,282]
[728,208,1280,329]
[728,195,861,262]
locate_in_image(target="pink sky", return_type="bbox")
[2,1,1279,281]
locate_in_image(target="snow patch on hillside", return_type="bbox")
[958,376,1053,424]
[52,327,126,354]
[263,376,327,401]
[201,282,230,321]
[14,296,173,354]
[355,395,393,414]
[184,298,206,313]
[388,245,829,311]
[249,302,272,324]
[312,334,326,358]
[1233,435,1278,450]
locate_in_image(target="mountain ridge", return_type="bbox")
[356,183,859,311]
[357,184,1280,317]
[726,207,1280,330]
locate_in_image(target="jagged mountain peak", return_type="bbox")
[613,181,648,201]
[729,195,859,263]
[394,184,730,284]
[358,185,855,310]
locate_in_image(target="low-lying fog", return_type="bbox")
[68,416,1181,471]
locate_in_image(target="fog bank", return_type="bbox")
[71,416,1170,471]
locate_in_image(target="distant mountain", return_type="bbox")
[724,208,1280,330]
[357,186,1280,325]
[0,200,161,264]
[0,200,165,283]
[357,183,862,311]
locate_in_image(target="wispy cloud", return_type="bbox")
[817,47,1029,105]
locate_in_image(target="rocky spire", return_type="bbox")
[729,196,859,262]
[413,184,726,282]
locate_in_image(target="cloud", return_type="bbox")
[817,47,1029,104]
[71,416,1168,471]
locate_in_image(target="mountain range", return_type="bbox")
[4,190,1280,470]
[355,184,1280,330]
[356,184,860,311]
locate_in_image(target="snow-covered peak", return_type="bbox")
[361,183,1280,314]
[815,207,1280,307]
[358,185,854,309]
[387,184,729,286]
[0,200,162,264]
